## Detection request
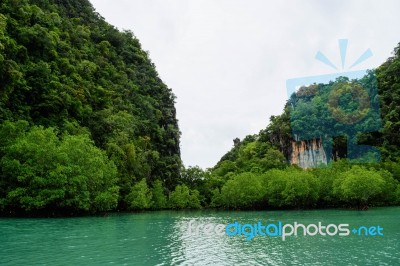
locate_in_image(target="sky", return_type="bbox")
[89,0,400,169]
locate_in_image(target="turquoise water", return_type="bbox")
[0,207,399,265]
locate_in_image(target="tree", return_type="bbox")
[0,0,182,215]
[169,184,201,209]
[180,165,205,188]
[188,189,202,209]
[59,133,119,212]
[333,166,386,208]
[219,172,264,209]
[212,160,237,178]
[0,122,119,214]
[259,149,287,170]
[396,185,400,205]
[210,188,222,207]
[311,167,339,206]
[264,168,320,208]
[151,180,167,209]
[126,178,152,210]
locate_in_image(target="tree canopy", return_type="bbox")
[0,0,181,215]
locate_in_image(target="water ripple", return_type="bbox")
[0,208,399,265]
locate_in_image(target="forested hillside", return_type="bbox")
[199,43,400,210]
[0,0,399,215]
[0,0,181,215]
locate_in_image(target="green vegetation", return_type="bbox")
[195,42,400,210]
[332,166,393,207]
[150,180,168,210]
[0,0,181,215]
[0,120,119,214]
[0,0,399,215]
[169,184,201,209]
[205,163,398,210]
[126,179,152,210]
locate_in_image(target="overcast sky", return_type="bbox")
[89,0,400,169]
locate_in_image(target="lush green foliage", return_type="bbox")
[126,178,152,210]
[125,178,171,210]
[0,121,119,214]
[396,185,400,204]
[265,168,320,208]
[204,43,400,210]
[376,44,400,159]
[333,166,390,206]
[0,0,181,215]
[1,0,400,215]
[217,172,264,209]
[208,162,398,209]
[169,184,201,209]
[150,180,168,210]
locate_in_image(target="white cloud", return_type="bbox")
[90,0,400,168]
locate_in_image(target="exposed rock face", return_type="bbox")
[290,139,327,168]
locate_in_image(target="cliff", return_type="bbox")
[290,139,327,168]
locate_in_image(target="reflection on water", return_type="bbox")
[0,208,399,265]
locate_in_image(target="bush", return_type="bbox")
[218,172,264,209]
[150,180,167,210]
[333,166,389,207]
[395,185,400,205]
[264,168,320,208]
[169,184,201,209]
[0,122,119,213]
[126,178,152,210]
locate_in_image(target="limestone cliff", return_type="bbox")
[290,139,327,168]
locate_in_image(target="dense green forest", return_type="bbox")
[0,0,399,216]
[196,43,400,210]
[0,0,182,215]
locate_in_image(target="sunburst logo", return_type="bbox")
[315,39,373,71]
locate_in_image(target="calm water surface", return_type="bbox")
[0,207,399,265]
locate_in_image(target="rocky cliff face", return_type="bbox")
[290,139,327,168]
